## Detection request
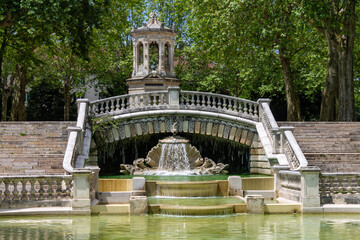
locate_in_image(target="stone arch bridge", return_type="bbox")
[63,87,308,176]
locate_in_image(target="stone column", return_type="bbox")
[300,166,321,208]
[168,87,180,109]
[159,41,164,73]
[144,41,149,75]
[169,43,175,75]
[72,170,91,214]
[133,41,137,76]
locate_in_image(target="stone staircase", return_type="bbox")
[0,122,75,175]
[278,122,360,172]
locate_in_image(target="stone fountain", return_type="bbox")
[120,124,229,175]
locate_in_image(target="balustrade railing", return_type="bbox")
[89,91,168,117]
[320,173,360,197]
[0,175,72,203]
[278,170,302,202]
[259,100,307,170]
[279,170,301,192]
[179,91,259,121]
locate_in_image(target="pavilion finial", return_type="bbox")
[147,12,160,27]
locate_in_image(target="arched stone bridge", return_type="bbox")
[63,87,308,175]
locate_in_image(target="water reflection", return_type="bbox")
[0,214,360,239]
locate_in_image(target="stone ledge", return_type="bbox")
[0,207,74,216]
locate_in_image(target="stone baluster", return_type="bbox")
[185,93,190,106]
[13,179,20,200]
[211,96,216,109]
[222,97,227,110]
[56,178,63,199]
[50,179,57,199]
[249,103,254,116]
[196,94,201,107]
[115,98,120,111]
[20,179,27,201]
[253,104,258,117]
[227,99,232,111]
[216,97,221,109]
[100,102,105,114]
[238,101,243,113]
[163,93,167,106]
[110,99,115,112]
[191,94,195,106]
[126,96,131,109]
[243,102,248,115]
[38,179,46,200]
[356,176,360,195]
[201,94,206,107]
[28,179,36,200]
[3,180,11,200]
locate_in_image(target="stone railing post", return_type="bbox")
[168,87,180,109]
[300,166,321,208]
[279,126,294,154]
[72,170,92,214]
[273,165,290,199]
[76,99,89,129]
[257,98,271,120]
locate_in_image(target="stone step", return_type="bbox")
[278,122,360,172]
[0,122,74,175]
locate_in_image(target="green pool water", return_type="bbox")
[0,214,360,239]
[100,174,270,181]
[148,196,244,206]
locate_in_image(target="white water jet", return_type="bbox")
[158,142,191,172]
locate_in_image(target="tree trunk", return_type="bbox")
[319,1,355,121]
[2,75,14,121]
[0,27,9,121]
[320,32,338,121]
[279,48,301,121]
[337,1,355,121]
[64,79,70,121]
[10,64,27,121]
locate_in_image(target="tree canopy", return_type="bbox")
[0,0,359,121]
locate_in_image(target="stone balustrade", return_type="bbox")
[0,175,72,206]
[88,89,260,122]
[89,91,168,118]
[179,91,259,121]
[278,170,302,202]
[320,173,360,204]
[259,100,307,170]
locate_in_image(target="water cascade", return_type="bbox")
[120,136,229,175]
[157,140,191,173]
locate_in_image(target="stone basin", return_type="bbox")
[156,181,218,197]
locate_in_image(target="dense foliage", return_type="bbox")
[0,0,359,121]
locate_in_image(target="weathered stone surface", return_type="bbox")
[130,196,148,214]
[246,195,264,214]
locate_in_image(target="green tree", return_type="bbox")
[175,0,325,121]
[0,0,108,121]
[302,0,358,121]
